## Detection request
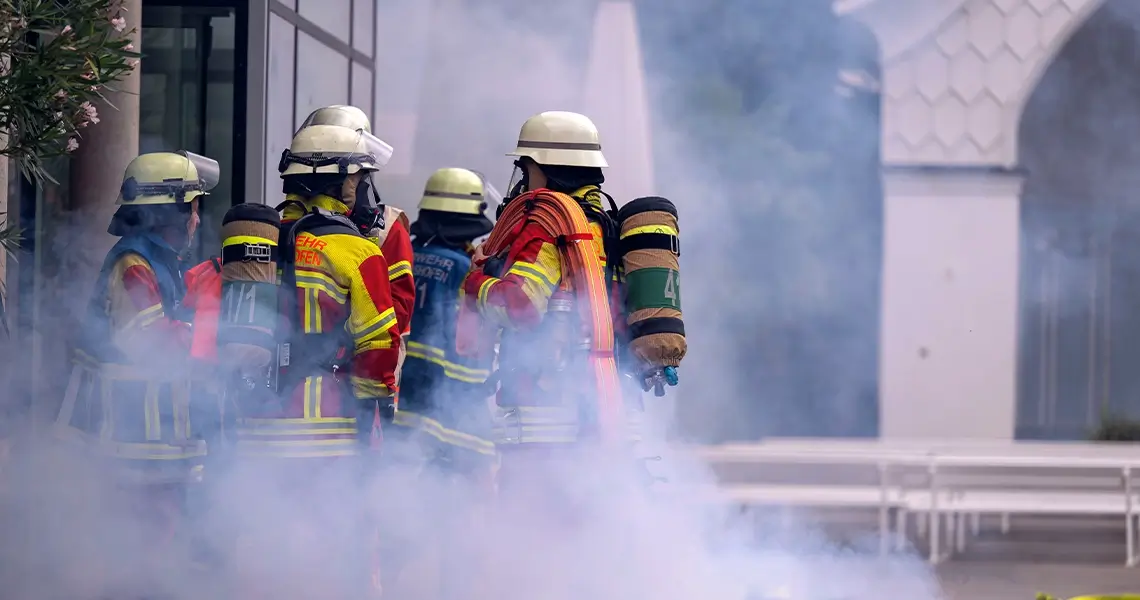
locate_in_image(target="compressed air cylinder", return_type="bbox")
[616,196,686,370]
[217,203,281,377]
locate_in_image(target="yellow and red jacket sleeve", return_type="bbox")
[106,253,191,361]
[328,233,403,400]
[461,221,562,331]
[380,218,415,336]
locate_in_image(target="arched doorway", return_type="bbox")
[1018,1,1140,439]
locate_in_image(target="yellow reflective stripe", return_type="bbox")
[493,423,579,444]
[405,341,489,383]
[388,260,412,281]
[352,307,397,341]
[476,278,495,310]
[240,426,356,436]
[55,426,207,459]
[393,411,495,455]
[222,235,278,247]
[303,375,324,419]
[506,261,557,291]
[125,303,164,330]
[296,269,348,303]
[619,224,678,239]
[351,375,389,399]
[144,384,161,441]
[234,415,359,458]
[496,406,579,444]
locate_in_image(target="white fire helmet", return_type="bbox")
[506,111,608,168]
[279,124,394,177]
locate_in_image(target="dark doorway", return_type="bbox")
[1018,1,1140,439]
[140,0,248,260]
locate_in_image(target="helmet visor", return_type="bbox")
[471,170,501,222]
[180,150,220,192]
[357,130,394,168]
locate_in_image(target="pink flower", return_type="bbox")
[66,138,78,152]
[79,101,98,125]
[61,25,71,35]
[54,89,66,99]
[81,72,94,80]
[124,42,133,51]
[127,59,139,69]
[111,16,126,32]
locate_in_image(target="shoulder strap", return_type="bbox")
[370,205,408,249]
[277,208,363,331]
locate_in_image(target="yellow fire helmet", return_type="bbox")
[297,104,371,133]
[116,150,220,205]
[279,123,394,177]
[507,110,608,168]
[418,167,490,216]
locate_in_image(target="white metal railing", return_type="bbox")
[680,439,1140,566]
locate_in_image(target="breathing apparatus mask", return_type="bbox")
[500,159,529,219]
[347,174,385,234]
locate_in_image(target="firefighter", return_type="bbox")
[384,168,497,600]
[53,150,219,592]
[458,110,628,451]
[293,104,416,445]
[219,119,403,600]
[397,167,496,472]
[296,105,415,342]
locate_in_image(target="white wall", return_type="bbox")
[257,0,377,204]
[879,169,1023,439]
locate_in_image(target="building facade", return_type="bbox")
[841,0,1118,440]
[134,0,380,252]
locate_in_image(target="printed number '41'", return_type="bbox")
[663,271,679,306]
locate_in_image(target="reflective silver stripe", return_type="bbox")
[495,406,579,445]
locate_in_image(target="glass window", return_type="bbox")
[352,0,373,56]
[140,4,242,260]
[295,30,349,124]
[350,62,372,123]
[298,0,351,44]
[267,14,297,205]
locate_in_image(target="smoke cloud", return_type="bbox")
[0,1,946,599]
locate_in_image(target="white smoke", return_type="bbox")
[0,2,948,600]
